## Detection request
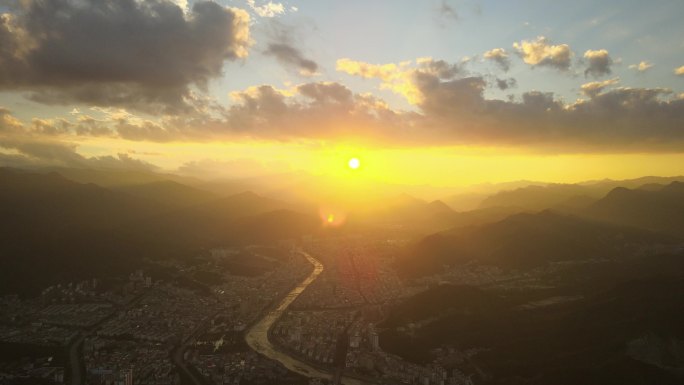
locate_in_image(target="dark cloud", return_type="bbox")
[416,75,488,116]
[495,78,517,90]
[264,43,319,76]
[7,139,86,166]
[221,81,414,142]
[297,82,353,105]
[418,58,464,79]
[334,59,684,151]
[583,49,613,78]
[262,19,319,76]
[413,69,684,150]
[0,0,251,114]
[72,116,115,137]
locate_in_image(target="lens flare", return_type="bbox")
[319,207,347,227]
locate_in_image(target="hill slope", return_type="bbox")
[0,168,319,295]
[397,211,671,278]
[586,182,684,237]
[479,176,684,211]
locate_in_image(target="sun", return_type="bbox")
[348,157,360,169]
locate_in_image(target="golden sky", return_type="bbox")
[1,0,684,190]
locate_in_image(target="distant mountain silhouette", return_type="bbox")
[352,194,458,233]
[39,166,201,188]
[0,168,171,295]
[115,180,219,209]
[0,168,319,295]
[479,184,599,211]
[354,194,527,234]
[585,181,684,237]
[448,205,528,229]
[0,168,165,236]
[479,176,684,211]
[129,190,315,249]
[233,209,320,244]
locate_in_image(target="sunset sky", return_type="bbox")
[1,0,684,188]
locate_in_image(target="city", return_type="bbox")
[0,237,482,385]
[1,1,683,384]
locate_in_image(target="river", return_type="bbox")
[245,250,366,385]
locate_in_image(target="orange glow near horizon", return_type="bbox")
[73,137,684,193]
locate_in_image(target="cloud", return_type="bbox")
[0,0,251,114]
[170,0,189,12]
[629,61,654,72]
[335,58,684,151]
[5,54,684,154]
[495,78,517,90]
[675,65,684,76]
[583,49,613,78]
[298,82,354,105]
[261,20,319,76]
[513,36,573,71]
[437,1,458,21]
[264,43,318,76]
[222,81,414,141]
[228,64,681,151]
[336,57,464,104]
[483,48,511,71]
[246,0,285,18]
[580,78,620,98]
[417,80,684,151]
[0,108,25,135]
[0,107,156,170]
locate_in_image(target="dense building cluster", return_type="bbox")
[84,338,177,385]
[0,238,483,385]
[292,237,405,310]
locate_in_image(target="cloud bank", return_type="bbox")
[0,0,251,114]
[5,55,682,154]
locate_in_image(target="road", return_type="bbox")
[245,250,367,385]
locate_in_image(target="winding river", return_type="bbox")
[245,250,365,385]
